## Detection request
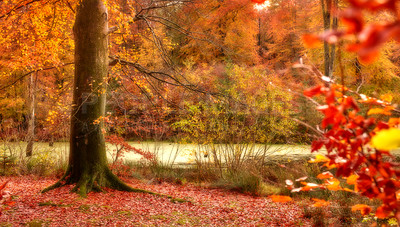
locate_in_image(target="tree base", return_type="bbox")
[42,167,188,203]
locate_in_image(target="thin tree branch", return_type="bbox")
[0,63,74,91]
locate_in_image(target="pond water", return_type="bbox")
[0,141,315,165]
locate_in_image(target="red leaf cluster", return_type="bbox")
[0,181,13,215]
[106,134,156,163]
[304,84,400,218]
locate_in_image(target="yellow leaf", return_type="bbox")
[343,187,354,193]
[371,128,400,151]
[388,118,400,127]
[380,94,393,103]
[367,106,393,116]
[346,174,359,185]
[309,154,330,163]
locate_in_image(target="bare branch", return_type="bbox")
[0,63,74,91]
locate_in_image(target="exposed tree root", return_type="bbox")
[42,167,189,203]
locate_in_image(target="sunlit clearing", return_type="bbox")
[254,1,270,11]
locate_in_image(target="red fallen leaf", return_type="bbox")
[3,200,15,206]
[376,205,392,218]
[302,34,322,48]
[0,180,9,191]
[268,195,292,203]
[303,85,323,97]
[351,204,372,215]
[317,171,333,179]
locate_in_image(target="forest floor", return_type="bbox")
[0,176,311,226]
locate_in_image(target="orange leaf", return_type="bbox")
[346,174,359,185]
[317,171,334,179]
[303,34,322,48]
[367,107,393,115]
[311,198,330,207]
[268,195,292,203]
[326,178,342,191]
[376,205,391,219]
[388,118,400,127]
[359,50,379,65]
[343,187,354,193]
[351,204,372,215]
[301,183,320,191]
[323,162,337,169]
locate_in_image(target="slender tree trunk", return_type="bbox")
[321,0,338,78]
[25,73,36,157]
[355,58,362,85]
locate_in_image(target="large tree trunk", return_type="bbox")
[42,0,186,201]
[43,0,136,197]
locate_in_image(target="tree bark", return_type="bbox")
[25,73,36,157]
[42,0,188,202]
[321,0,338,78]
[43,0,136,197]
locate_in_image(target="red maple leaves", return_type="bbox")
[303,83,400,218]
[295,0,400,219]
